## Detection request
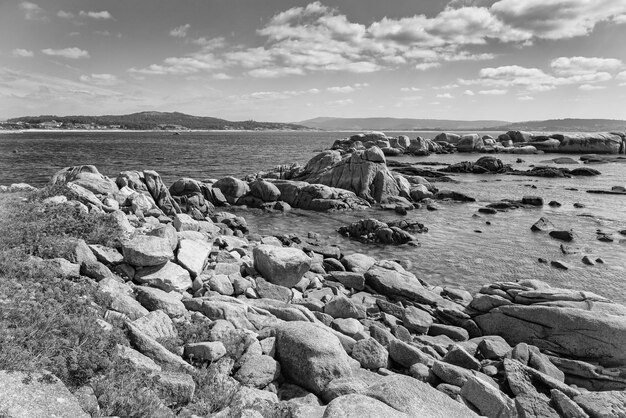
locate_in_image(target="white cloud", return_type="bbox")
[415,62,441,71]
[400,87,422,92]
[327,83,368,93]
[479,89,508,95]
[615,14,626,23]
[191,37,225,49]
[463,89,475,96]
[79,73,119,86]
[247,67,305,78]
[79,10,113,20]
[436,93,454,99]
[41,47,90,59]
[170,24,191,38]
[57,10,74,19]
[551,56,623,76]
[326,98,354,106]
[20,2,47,21]
[579,84,606,91]
[241,88,319,101]
[617,71,626,80]
[212,73,232,80]
[517,95,534,101]
[12,49,34,58]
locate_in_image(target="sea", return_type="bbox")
[1,130,625,303]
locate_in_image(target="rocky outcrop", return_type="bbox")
[338,218,419,245]
[292,147,402,203]
[556,133,624,154]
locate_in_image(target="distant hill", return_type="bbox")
[5,111,309,131]
[297,117,510,131]
[494,118,626,132]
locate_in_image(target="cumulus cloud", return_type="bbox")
[479,89,508,95]
[57,10,74,19]
[436,93,454,99]
[326,98,354,106]
[79,73,119,86]
[12,49,34,58]
[170,24,191,38]
[241,88,320,101]
[212,73,232,80]
[79,10,113,20]
[400,87,422,92]
[41,47,90,59]
[128,1,626,79]
[517,95,534,101]
[579,84,606,91]
[551,56,623,75]
[327,83,368,93]
[464,90,475,95]
[20,2,47,21]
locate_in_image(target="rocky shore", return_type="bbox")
[1,133,625,418]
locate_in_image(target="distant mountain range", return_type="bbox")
[297,117,626,132]
[3,111,309,131]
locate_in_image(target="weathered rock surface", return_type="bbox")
[253,245,311,288]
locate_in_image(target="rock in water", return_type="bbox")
[274,321,353,394]
[213,176,250,205]
[253,245,311,288]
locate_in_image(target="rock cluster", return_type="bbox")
[3,174,626,418]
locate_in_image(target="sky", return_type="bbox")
[1,0,626,122]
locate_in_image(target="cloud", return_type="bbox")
[479,89,508,95]
[517,95,534,101]
[79,10,113,20]
[240,88,320,101]
[20,2,47,21]
[550,56,623,76]
[464,89,475,95]
[79,73,119,86]
[12,49,34,58]
[190,37,225,49]
[212,73,232,80]
[436,93,454,99]
[327,83,368,93]
[415,63,441,71]
[617,71,626,80]
[400,87,422,92]
[57,11,74,19]
[326,98,354,106]
[615,14,626,23]
[41,47,90,59]
[170,24,191,38]
[579,84,606,91]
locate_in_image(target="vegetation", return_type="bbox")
[5,111,310,131]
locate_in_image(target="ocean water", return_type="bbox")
[1,131,625,302]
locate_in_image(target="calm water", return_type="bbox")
[1,131,625,302]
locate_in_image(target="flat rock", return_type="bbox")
[323,394,409,417]
[324,296,366,319]
[253,245,311,288]
[365,262,439,305]
[176,239,211,277]
[461,375,516,418]
[127,322,193,372]
[134,261,192,293]
[89,244,124,265]
[0,370,90,418]
[389,339,435,368]
[135,286,187,318]
[234,354,281,388]
[131,310,178,340]
[116,344,162,373]
[329,271,365,290]
[575,390,626,418]
[122,235,174,267]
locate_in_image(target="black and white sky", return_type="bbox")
[1,0,626,121]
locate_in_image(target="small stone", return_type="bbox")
[581,256,595,266]
[443,345,481,371]
[184,342,227,362]
[549,230,574,242]
[550,260,570,270]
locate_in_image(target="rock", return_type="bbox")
[184,342,227,362]
[173,213,199,232]
[323,394,409,417]
[116,344,162,372]
[475,304,626,367]
[135,286,187,318]
[365,262,439,305]
[469,294,513,312]
[329,272,365,290]
[253,245,311,288]
[132,310,178,340]
[550,260,571,270]
[522,196,543,206]
[574,390,626,418]
[557,133,623,154]
[549,230,574,242]
[275,322,353,395]
[213,176,250,205]
[176,239,211,277]
[477,336,511,360]
[52,165,118,195]
[325,296,366,319]
[351,338,389,370]
[442,345,481,371]
[207,274,235,296]
[515,394,560,418]
[250,179,281,202]
[234,354,281,388]
[531,217,555,233]
[293,147,402,203]
[98,278,149,320]
[89,244,124,265]
[402,307,434,336]
[551,389,589,418]
[457,134,484,152]
[461,375,516,418]
[364,374,481,417]
[255,277,292,302]
[122,235,174,267]
[341,253,377,273]
[389,339,435,368]
[134,261,192,293]
[127,322,193,372]
[0,370,90,418]
[431,360,480,388]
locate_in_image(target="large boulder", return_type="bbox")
[275,322,353,395]
[121,235,174,267]
[323,394,410,417]
[556,133,623,154]
[364,261,440,305]
[51,165,118,195]
[249,178,281,202]
[475,304,626,367]
[143,170,180,216]
[507,131,533,143]
[134,261,192,293]
[434,133,462,144]
[293,148,402,203]
[253,245,311,288]
[214,176,250,205]
[456,134,484,152]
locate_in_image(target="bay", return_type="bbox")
[1,130,625,302]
